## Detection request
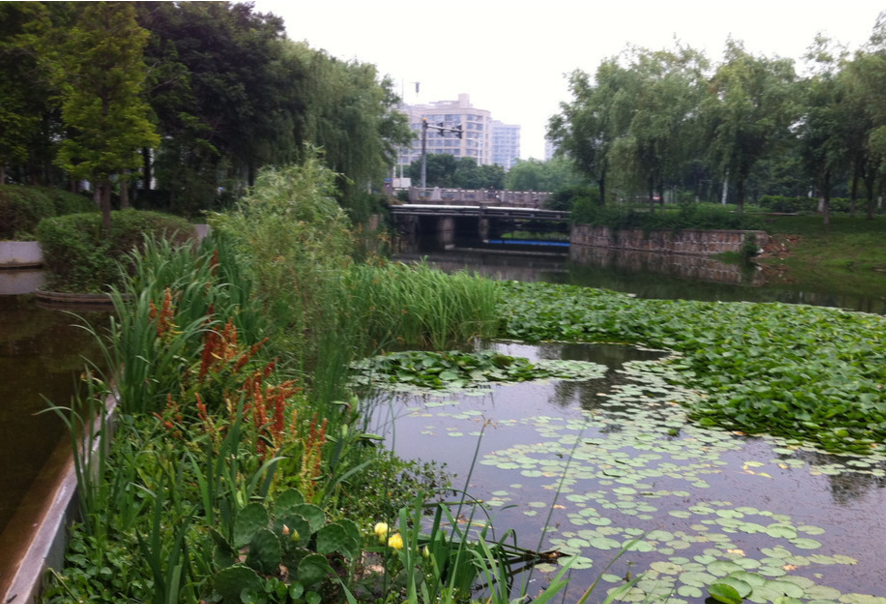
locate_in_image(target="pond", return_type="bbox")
[0,294,103,591]
[396,247,886,315]
[363,341,886,603]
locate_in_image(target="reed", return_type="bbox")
[345,261,500,353]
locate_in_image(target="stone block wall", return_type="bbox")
[570,225,769,256]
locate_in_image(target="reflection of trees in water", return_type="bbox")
[547,374,627,410]
[790,449,886,505]
[535,342,665,367]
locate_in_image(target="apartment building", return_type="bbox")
[492,120,520,170]
[397,94,499,168]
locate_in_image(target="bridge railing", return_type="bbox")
[408,187,550,208]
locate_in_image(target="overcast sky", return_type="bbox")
[252,1,884,160]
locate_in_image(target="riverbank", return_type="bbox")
[756,214,886,301]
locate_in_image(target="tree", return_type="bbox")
[405,153,459,188]
[797,35,851,225]
[53,2,159,231]
[137,1,292,213]
[703,39,798,211]
[548,64,620,203]
[609,44,709,209]
[504,157,579,192]
[284,42,412,204]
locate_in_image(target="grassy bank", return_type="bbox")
[757,214,886,298]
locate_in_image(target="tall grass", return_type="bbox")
[89,235,267,415]
[345,261,500,352]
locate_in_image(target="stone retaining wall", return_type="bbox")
[570,225,768,256]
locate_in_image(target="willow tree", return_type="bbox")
[703,39,798,212]
[284,41,412,216]
[53,2,159,232]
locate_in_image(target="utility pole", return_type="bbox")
[420,119,463,193]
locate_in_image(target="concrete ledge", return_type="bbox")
[0,242,42,268]
[0,395,116,604]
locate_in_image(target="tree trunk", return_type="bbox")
[142,147,152,190]
[821,171,831,226]
[99,181,113,234]
[598,172,606,206]
[849,160,861,219]
[0,165,5,185]
[865,162,878,220]
[735,177,745,213]
[120,176,130,209]
[721,169,729,205]
[648,177,655,212]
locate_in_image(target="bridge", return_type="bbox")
[388,203,569,251]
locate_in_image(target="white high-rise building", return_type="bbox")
[492,120,520,170]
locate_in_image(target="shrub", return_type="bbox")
[544,184,600,212]
[35,186,99,216]
[36,209,196,292]
[0,184,56,239]
[572,201,765,232]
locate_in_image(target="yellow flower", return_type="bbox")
[388,533,404,550]
[374,522,389,544]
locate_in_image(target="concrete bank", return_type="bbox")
[570,225,768,256]
[0,396,116,604]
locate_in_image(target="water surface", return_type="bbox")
[365,342,886,602]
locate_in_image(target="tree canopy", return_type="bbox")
[550,17,886,220]
[0,1,411,219]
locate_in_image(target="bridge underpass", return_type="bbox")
[388,204,569,252]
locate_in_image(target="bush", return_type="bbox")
[0,185,56,239]
[35,186,98,216]
[36,209,196,292]
[544,184,600,212]
[572,201,765,232]
[0,185,99,240]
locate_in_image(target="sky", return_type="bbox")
[252,1,884,160]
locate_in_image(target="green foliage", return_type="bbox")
[0,185,98,240]
[36,186,98,215]
[351,350,605,391]
[571,202,765,231]
[498,280,886,454]
[704,40,798,210]
[757,195,874,214]
[545,184,600,212]
[0,2,53,181]
[503,157,580,192]
[209,158,353,383]
[35,209,195,292]
[0,184,55,239]
[50,2,160,229]
[344,261,500,352]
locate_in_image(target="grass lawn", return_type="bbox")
[755,214,886,299]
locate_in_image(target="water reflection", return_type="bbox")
[365,342,886,600]
[396,249,886,314]
[0,295,103,580]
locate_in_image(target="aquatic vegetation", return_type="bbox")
[350,349,607,392]
[497,280,886,454]
[373,352,886,603]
